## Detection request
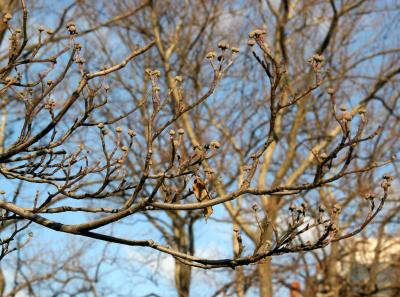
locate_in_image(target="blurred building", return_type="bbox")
[339,236,400,297]
[291,236,400,297]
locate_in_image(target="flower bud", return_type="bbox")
[3,13,12,23]
[364,192,375,201]
[289,203,297,212]
[66,21,77,34]
[249,29,266,38]
[320,152,328,159]
[128,129,136,137]
[175,76,183,82]
[210,140,221,149]
[206,51,217,59]
[333,203,341,214]
[247,39,256,46]
[152,70,161,77]
[217,41,229,50]
[312,54,324,63]
[342,111,352,121]
[327,88,335,95]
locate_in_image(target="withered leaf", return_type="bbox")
[193,176,213,222]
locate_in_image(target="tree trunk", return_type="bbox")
[175,261,191,297]
[258,262,273,297]
[0,266,4,297]
[235,267,245,297]
[327,241,340,297]
[172,216,194,297]
[257,198,279,297]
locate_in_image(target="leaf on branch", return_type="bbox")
[193,176,213,221]
[233,225,243,258]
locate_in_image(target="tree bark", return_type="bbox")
[172,217,193,297]
[175,261,191,297]
[258,262,273,297]
[235,267,245,297]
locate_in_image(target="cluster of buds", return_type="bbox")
[288,201,307,226]
[357,105,368,123]
[319,152,328,160]
[44,99,56,110]
[204,168,215,179]
[74,42,82,51]
[241,165,252,172]
[118,143,130,165]
[3,12,12,23]
[312,147,331,165]
[231,47,239,54]
[358,106,367,115]
[247,39,256,47]
[4,76,13,83]
[332,203,341,215]
[168,128,185,147]
[248,28,266,46]
[381,174,393,192]
[174,76,183,83]
[317,205,325,223]
[309,54,324,83]
[339,105,352,122]
[329,223,339,234]
[9,30,20,58]
[206,51,217,60]
[289,201,307,215]
[145,68,161,78]
[217,41,229,51]
[76,57,86,65]
[152,69,161,77]
[66,21,78,35]
[128,129,136,137]
[364,192,376,201]
[210,140,221,149]
[310,54,324,65]
[206,42,239,62]
[252,203,259,212]
[249,29,266,39]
